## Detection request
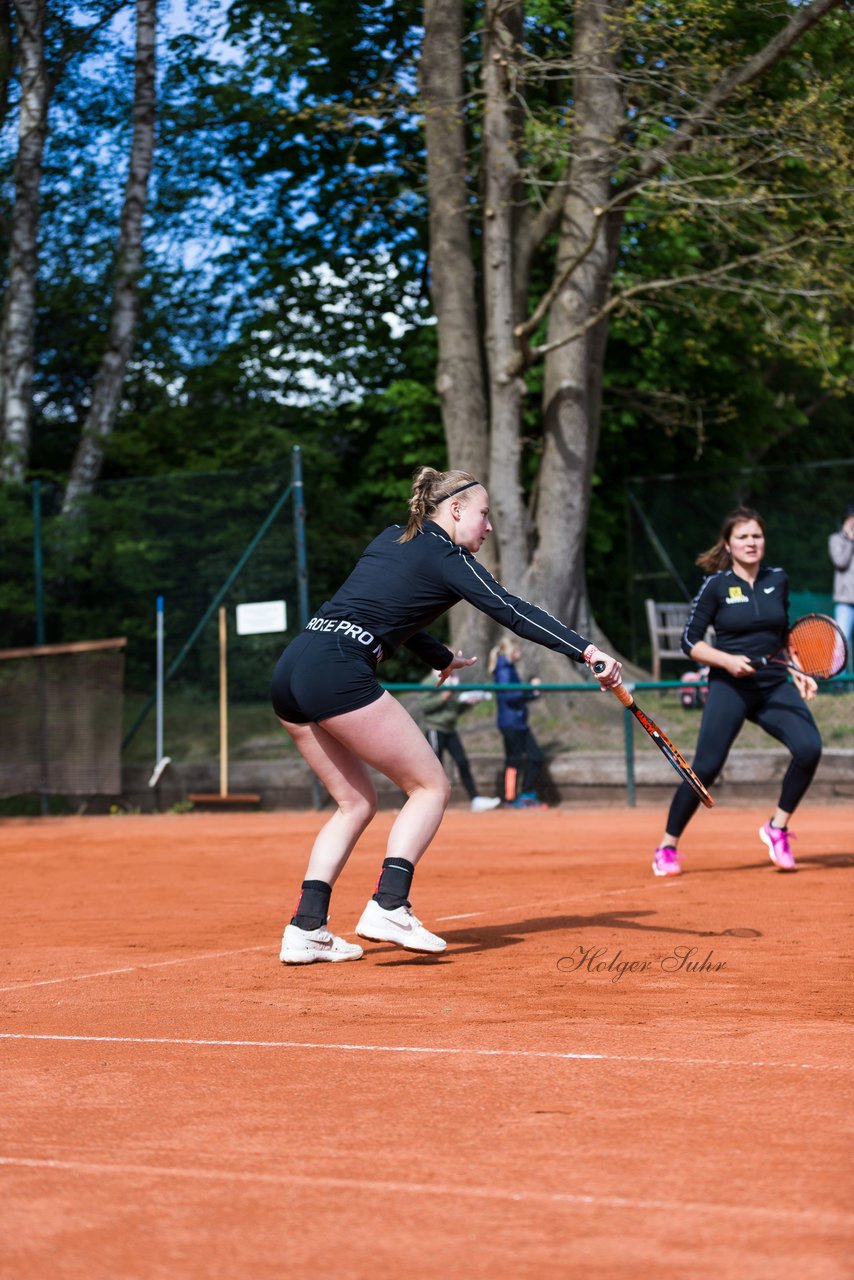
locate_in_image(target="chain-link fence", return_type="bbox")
[2,453,851,798]
[619,458,853,669]
[1,453,311,781]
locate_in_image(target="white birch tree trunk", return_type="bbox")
[61,0,157,516]
[0,0,47,485]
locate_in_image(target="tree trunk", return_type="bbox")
[482,0,530,592]
[61,0,157,516]
[0,0,47,485]
[526,0,626,678]
[421,0,494,663]
[420,0,488,480]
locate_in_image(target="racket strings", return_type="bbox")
[787,616,847,680]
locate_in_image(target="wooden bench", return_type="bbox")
[644,599,692,681]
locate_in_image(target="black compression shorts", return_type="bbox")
[271,624,386,725]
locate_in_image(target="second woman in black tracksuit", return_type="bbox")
[652,507,822,878]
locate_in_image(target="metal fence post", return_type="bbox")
[32,480,46,647]
[623,706,636,807]
[291,444,324,809]
[292,445,310,628]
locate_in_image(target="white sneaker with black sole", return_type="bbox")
[355,900,447,953]
[279,923,363,965]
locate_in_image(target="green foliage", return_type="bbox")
[1,0,852,689]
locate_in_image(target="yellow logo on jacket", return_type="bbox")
[726,584,747,604]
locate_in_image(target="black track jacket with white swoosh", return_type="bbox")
[315,520,590,670]
[681,565,789,686]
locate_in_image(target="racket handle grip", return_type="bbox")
[592,660,634,708]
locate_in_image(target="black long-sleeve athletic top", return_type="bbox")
[316,520,591,670]
[681,564,789,686]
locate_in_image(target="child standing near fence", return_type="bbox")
[489,638,547,808]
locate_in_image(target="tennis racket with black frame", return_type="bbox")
[592,662,714,807]
[749,612,848,681]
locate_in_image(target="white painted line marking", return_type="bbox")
[0,1155,847,1225]
[0,946,269,993]
[0,1032,847,1072]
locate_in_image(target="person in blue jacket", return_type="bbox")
[271,465,622,964]
[489,637,546,808]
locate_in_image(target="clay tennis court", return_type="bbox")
[1,803,851,1278]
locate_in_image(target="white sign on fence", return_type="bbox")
[235,600,287,635]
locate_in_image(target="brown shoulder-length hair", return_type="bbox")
[696,506,766,574]
[397,466,480,543]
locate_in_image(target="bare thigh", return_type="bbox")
[320,692,450,795]
[279,718,378,809]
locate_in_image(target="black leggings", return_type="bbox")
[425,729,477,801]
[501,727,544,796]
[666,678,822,838]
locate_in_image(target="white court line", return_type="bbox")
[0,946,269,993]
[0,886,657,991]
[0,1032,848,1072]
[0,1155,847,1225]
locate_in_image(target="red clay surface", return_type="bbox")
[1,804,852,1280]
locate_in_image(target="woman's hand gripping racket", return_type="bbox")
[592,662,714,807]
[749,613,848,681]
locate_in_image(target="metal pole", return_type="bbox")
[292,445,310,627]
[32,480,48,814]
[33,480,46,647]
[156,596,164,765]
[218,606,228,797]
[291,445,323,808]
[147,595,172,791]
[624,707,636,807]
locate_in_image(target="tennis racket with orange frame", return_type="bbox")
[592,662,714,807]
[749,612,848,681]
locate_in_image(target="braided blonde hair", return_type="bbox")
[398,466,480,543]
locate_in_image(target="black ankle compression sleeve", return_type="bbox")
[373,858,414,911]
[291,879,332,931]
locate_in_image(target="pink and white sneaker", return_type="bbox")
[759,822,797,872]
[652,846,682,877]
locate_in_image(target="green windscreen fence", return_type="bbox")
[0,641,125,798]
